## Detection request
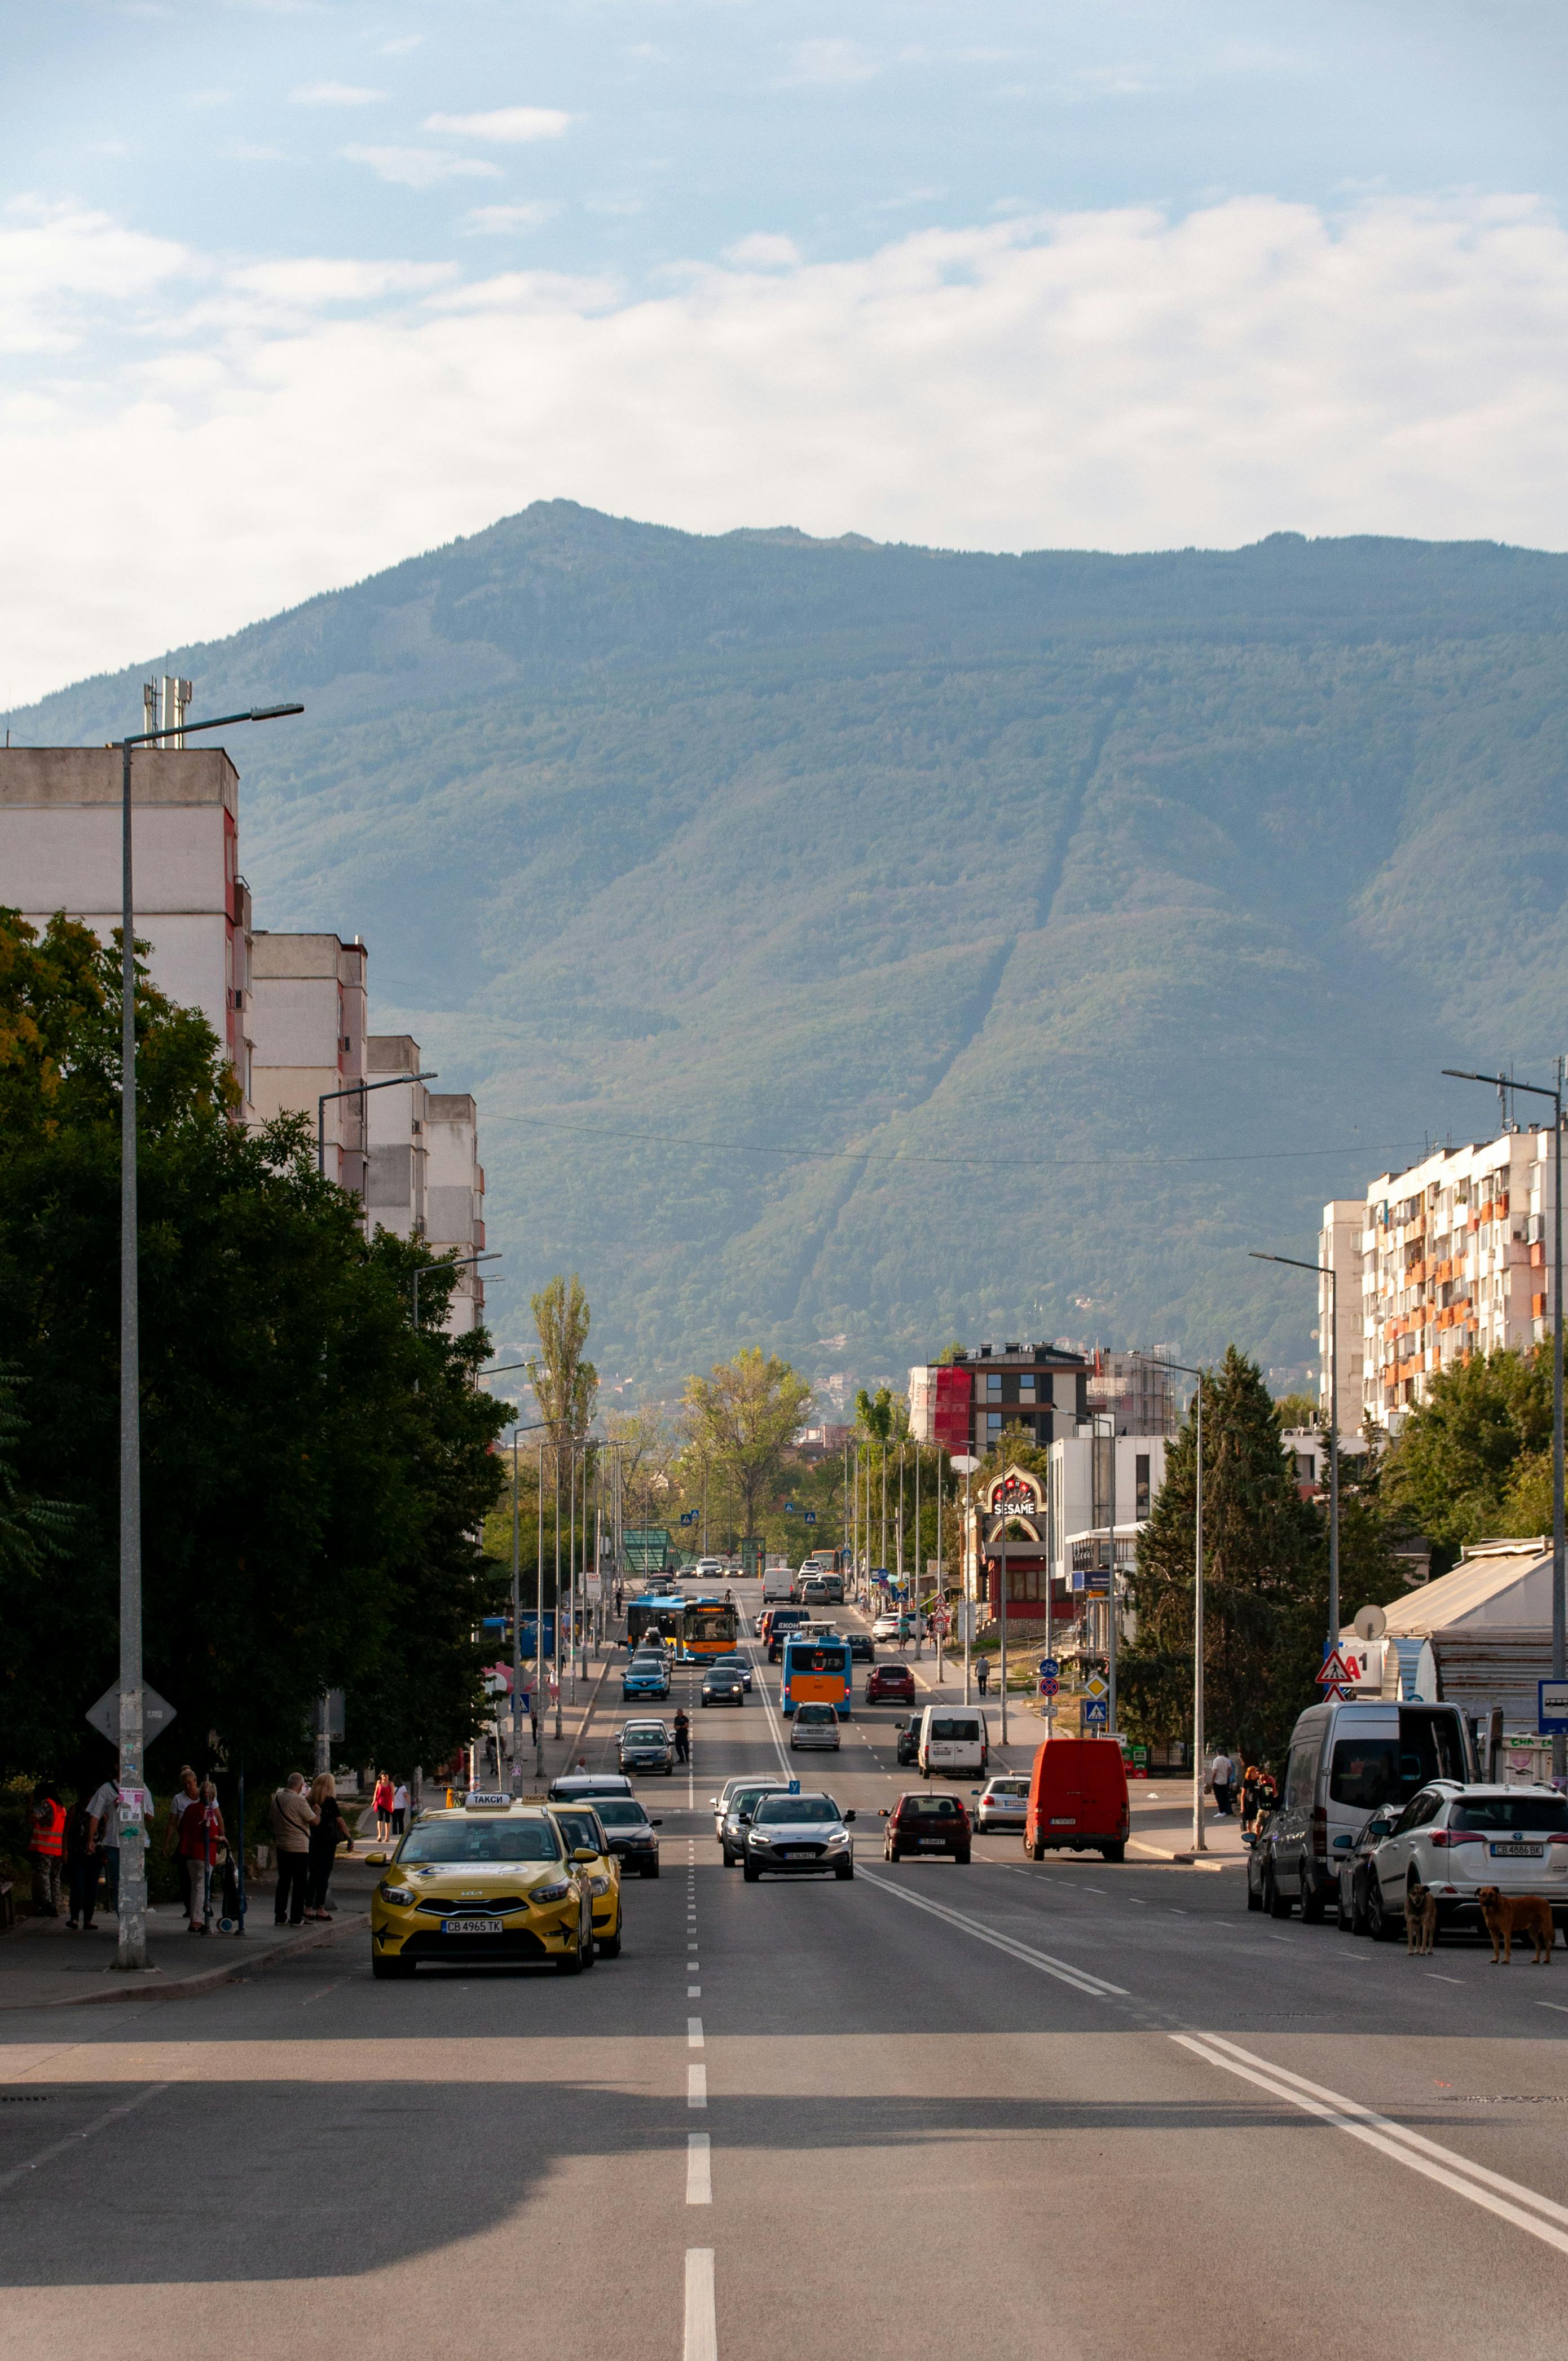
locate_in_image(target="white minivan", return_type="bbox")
[917,1706,989,1778]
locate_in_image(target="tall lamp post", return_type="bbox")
[318,1069,437,1181]
[115,698,302,1973]
[1252,1248,1340,1649]
[1137,1357,1206,1853]
[1444,1061,1566,1782]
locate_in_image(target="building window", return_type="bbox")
[1135,1454,1150,1518]
[985,1373,1002,1398]
[1019,1375,1037,1399]
[986,1411,1002,1433]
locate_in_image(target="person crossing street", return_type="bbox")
[672,1707,691,1766]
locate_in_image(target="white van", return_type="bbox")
[1266,1697,1475,1920]
[761,1567,792,1602]
[918,1705,989,1778]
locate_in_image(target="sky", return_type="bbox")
[5,0,1568,704]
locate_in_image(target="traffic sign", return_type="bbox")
[86,1680,176,1748]
[1082,1673,1109,1702]
[1037,1657,1059,1679]
[1541,1679,1568,1735]
[1038,1677,1059,1698]
[1082,1697,1109,1726]
[804,1510,817,1526]
[1317,1648,1354,1688]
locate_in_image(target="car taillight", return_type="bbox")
[1428,1830,1481,1848]
[1548,1833,1568,1847]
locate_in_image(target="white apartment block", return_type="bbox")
[249,932,368,1190]
[424,1091,487,1333]
[0,743,256,1114]
[1316,1199,1366,1429]
[1331,1125,1560,1431]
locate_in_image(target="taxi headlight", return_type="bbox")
[530,1881,571,1906]
[588,1876,611,1896]
[379,1882,416,1907]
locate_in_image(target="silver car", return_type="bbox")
[973,1774,1028,1834]
[790,1703,842,1751]
[717,1779,794,1866]
[710,1775,789,1840]
[743,1791,857,1880]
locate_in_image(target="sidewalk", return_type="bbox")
[0,1874,372,2011]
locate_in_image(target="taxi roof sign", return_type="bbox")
[464,1791,512,1808]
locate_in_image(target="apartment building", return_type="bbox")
[0,741,256,1113]
[1331,1125,1560,1432]
[424,1090,487,1333]
[1316,1199,1366,1428]
[249,932,368,1190]
[908,1341,1089,1454]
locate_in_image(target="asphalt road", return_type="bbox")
[5,1579,1568,2360]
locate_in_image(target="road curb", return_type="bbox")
[1127,1839,1238,1873]
[2,1908,366,2011]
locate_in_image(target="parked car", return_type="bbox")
[1265,1697,1474,1921]
[881,1792,971,1863]
[1024,1735,1129,1863]
[871,1614,903,1641]
[1362,1781,1568,1942]
[1333,1804,1404,1932]
[790,1702,842,1751]
[867,1664,916,1706]
[894,1719,920,1767]
[973,1775,1028,1834]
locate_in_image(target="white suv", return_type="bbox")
[1365,1781,1568,1942]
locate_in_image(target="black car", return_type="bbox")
[588,1795,663,1877]
[846,1632,874,1663]
[895,1719,920,1767]
[701,1667,747,1707]
[1335,1804,1403,1932]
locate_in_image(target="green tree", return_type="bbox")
[0,908,506,1784]
[1121,1346,1322,1766]
[1379,1344,1552,1564]
[528,1274,598,1446]
[684,1349,812,1553]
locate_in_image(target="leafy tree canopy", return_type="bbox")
[1380,1344,1553,1562]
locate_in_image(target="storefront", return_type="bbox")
[963,1467,1075,1629]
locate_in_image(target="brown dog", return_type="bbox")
[1477,1886,1557,1964]
[1404,1881,1438,1955]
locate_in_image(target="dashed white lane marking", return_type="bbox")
[857,1869,1128,1997]
[0,2082,169,2193]
[684,2247,718,2361]
[1428,1974,1463,1985]
[1173,2033,1568,2258]
[686,2134,712,2205]
[688,2016,704,2047]
[688,1984,701,1997]
[1538,2001,1568,2014]
[688,2065,707,2107]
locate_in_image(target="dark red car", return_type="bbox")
[866,1664,915,1704]
[881,1792,972,1864]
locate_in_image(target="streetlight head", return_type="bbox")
[249,702,305,721]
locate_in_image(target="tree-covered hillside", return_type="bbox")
[11,506,1568,1395]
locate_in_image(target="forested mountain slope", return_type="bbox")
[12,506,1568,1393]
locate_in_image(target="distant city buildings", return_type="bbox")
[908,1340,1090,1455]
[0,689,488,1336]
[1325,1124,1559,1430]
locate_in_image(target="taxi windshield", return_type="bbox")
[399,1821,561,1864]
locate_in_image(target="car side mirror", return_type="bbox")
[364,1851,388,1866]
[708,1798,718,1807]
[844,1811,856,1823]
[879,1808,889,1818]
[571,1847,597,1863]
[650,1819,663,1828]
[1241,1831,1255,1847]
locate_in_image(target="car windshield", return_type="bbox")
[399,1821,562,1863]
[592,1800,652,1829]
[755,1797,839,1825]
[1451,1796,1568,1833]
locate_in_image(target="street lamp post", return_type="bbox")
[115,698,302,1973]
[317,1069,437,1183]
[1089,1412,1120,1737]
[1252,1248,1340,1648]
[1444,1062,1566,1781]
[1137,1357,1206,1853]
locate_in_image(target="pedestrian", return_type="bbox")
[180,1779,225,1934]
[390,1779,408,1836]
[528,1691,539,1747]
[672,1708,690,1766]
[85,1768,143,1923]
[1208,1746,1235,1818]
[1253,1762,1279,1823]
[305,1774,353,1920]
[65,1792,102,1932]
[28,1781,65,1918]
[1240,1761,1262,1826]
[372,1771,394,1842]
[975,1655,991,1698]
[269,1772,318,1927]
[164,1765,200,1924]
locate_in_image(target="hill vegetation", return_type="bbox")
[11,505,1568,1395]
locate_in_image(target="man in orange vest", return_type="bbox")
[29,1783,66,1918]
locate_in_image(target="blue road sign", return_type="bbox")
[1037,1657,1059,1679]
[1540,1678,1568,1735]
[679,1510,698,1526]
[1082,1697,1109,1726]
[804,1510,817,1525]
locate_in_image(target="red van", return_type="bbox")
[1024,1737,1130,1863]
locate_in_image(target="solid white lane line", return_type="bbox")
[857,1867,1128,1996]
[688,2065,707,2108]
[684,2247,718,2361]
[688,2016,704,2047]
[686,2134,712,2205]
[0,2082,169,2193]
[1173,2034,1568,2251]
[1538,2002,1568,2014]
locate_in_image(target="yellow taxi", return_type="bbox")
[367,1795,598,1979]
[545,1800,623,1957]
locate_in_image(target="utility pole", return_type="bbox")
[553,1444,563,1740]
[535,1439,547,1781]
[997,1464,1009,1748]
[1134,1356,1206,1853]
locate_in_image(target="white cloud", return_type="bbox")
[724,232,801,269]
[6,192,1568,701]
[378,34,423,55]
[228,257,456,303]
[782,38,878,86]
[0,196,190,355]
[290,81,387,106]
[422,105,572,143]
[462,202,565,235]
[341,145,503,188]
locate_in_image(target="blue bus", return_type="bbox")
[626,1594,686,1648]
[781,1635,853,1719]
